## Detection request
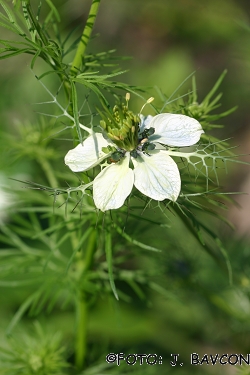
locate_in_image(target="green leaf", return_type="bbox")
[202,69,227,106]
[65,226,93,273]
[0,19,21,34]
[6,290,41,334]
[0,1,21,30]
[160,70,196,113]
[30,48,41,69]
[105,230,119,300]
[113,223,162,252]
[45,0,60,22]
[0,48,33,59]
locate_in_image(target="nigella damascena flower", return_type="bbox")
[65,101,204,211]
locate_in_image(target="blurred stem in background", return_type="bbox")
[75,228,96,370]
[70,1,100,369]
[36,0,102,356]
[37,149,93,370]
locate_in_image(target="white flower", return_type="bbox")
[65,113,204,211]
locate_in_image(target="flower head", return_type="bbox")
[65,101,204,211]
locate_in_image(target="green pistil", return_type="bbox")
[100,103,140,151]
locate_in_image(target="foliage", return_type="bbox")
[0,322,68,375]
[0,1,249,375]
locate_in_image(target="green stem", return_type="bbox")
[38,155,97,370]
[75,293,88,371]
[75,228,97,370]
[70,0,101,75]
[83,228,96,273]
[34,0,102,363]
[37,156,58,189]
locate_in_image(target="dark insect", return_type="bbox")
[109,151,124,163]
[142,142,156,153]
[141,127,155,139]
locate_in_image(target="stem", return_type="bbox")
[37,155,58,189]
[34,3,102,369]
[38,154,97,371]
[38,155,96,370]
[75,293,88,371]
[82,228,96,273]
[75,228,97,370]
[70,0,101,75]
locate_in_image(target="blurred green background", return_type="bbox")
[1,1,250,374]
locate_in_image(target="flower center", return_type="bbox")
[99,102,140,151]
[99,97,156,162]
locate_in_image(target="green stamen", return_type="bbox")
[99,97,140,151]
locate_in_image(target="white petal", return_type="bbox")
[93,154,134,211]
[132,150,181,201]
[148,113,204,147]
[65,133,111,172]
